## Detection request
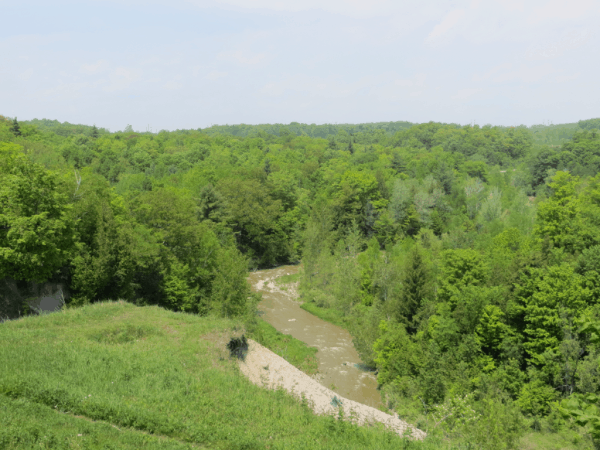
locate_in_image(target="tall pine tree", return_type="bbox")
[10,118,21,137]
[391,152,405,174]
[397,246,430,332]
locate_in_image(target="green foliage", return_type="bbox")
[518,380,558,416]
[558,393,600,443]
[0,153,74,281]
[10,117,21,137]
[438,248,488,306]
[373,321,422,387]
[218,177,291,266]
[396,245,431,331]
[535,171,586,253]
[428,393,524,450]
[516,264,589,365]
[475,304,509,357]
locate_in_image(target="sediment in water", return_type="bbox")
[238,338,426,440]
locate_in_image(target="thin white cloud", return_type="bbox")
[259,73,389,99]
[42,82,95,99]
[0,32,70,49]
[497,0,525,12]
[426,9,466,42]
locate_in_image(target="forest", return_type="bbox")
[3,114,600,447]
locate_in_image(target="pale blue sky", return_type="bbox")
[2,0,599,131]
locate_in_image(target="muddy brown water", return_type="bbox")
[248,265,382,409]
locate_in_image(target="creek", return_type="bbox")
[248,265,382,409]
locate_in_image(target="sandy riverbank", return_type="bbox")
[238,338,426,440]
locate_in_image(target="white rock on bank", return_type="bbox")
[238,338,426,440]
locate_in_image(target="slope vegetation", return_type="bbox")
[1,302,438,449]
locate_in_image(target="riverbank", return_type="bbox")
[0,301,438,449]
[239,338,426,440]
[247,315,318,375]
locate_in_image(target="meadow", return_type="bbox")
[1,301,442,449]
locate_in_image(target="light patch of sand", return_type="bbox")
[238,339,426,440]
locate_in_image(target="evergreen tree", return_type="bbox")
[348,139,354,154]
[391,152,405,174]
[328,136,337,150]
[91,124,99,139]
[363,200,377,237]
[434,161,454,194]
[403,204,421,237]
[197,184,226,223]
[264,158,272,176]
[10,118,21,137]
[397,246,430,332]
[431,209,444,236]
[141,176,153,191]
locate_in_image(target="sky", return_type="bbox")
[1,0,599,131]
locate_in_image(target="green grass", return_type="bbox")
[0,301,451,449]
[519,428,592,450]
[248,318,318,375]
[299,302,349,328]
[0,394,198,449]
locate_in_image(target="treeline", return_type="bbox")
[21,118,110,138]
[201,120,415,140]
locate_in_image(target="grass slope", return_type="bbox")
[0,301,443,449]
[1,395,199,449]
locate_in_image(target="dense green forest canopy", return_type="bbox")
[3,113,600,447]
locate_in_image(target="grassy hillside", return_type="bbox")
[0,302,439,449]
